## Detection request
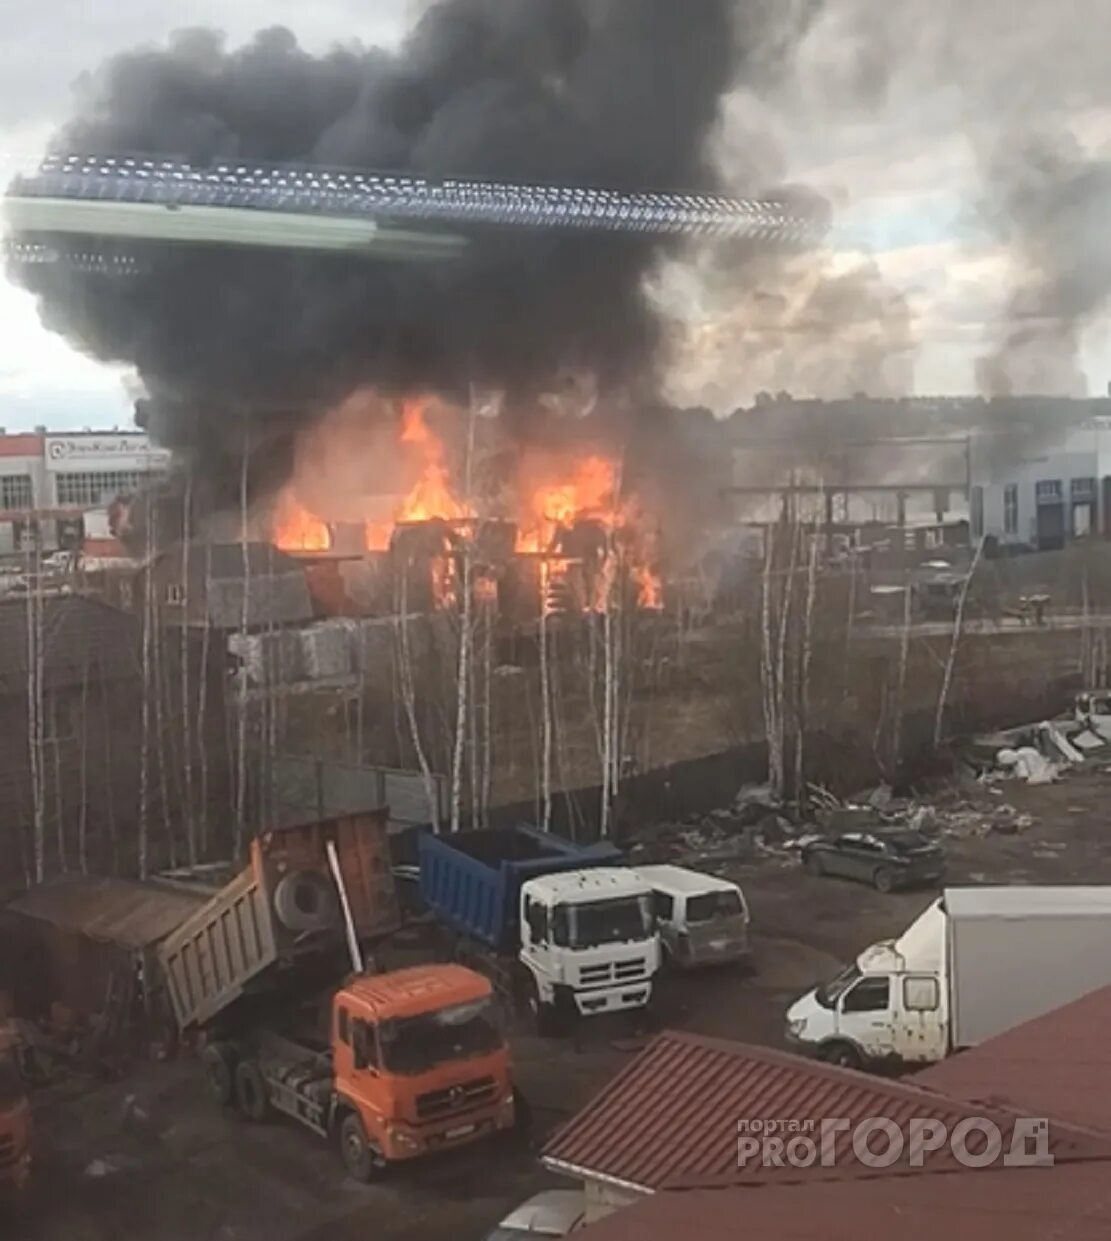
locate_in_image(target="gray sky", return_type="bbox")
[1,0,1109,430]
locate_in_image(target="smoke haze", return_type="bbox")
[13,0,798,478]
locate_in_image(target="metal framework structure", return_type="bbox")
[7,152,826,243]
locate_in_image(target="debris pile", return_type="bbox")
[963,708,1107,785]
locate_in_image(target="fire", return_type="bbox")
[632,564,664,610]
[273,493,331,552]
[517,455,618,553]
[397,399,473,524]
[270,396,665,614]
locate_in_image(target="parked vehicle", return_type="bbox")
[637,866,751,969]
[786,885,1111,1070]
[419,827,660,1034]
[0,1030,30,1194]
[799,829,945,892]
[1076,688,1111,740]
[482,1189,585,1240]
[160,813,520,1179]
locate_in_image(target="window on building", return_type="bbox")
[1071,476,1097,499]
[55,470,154,507]
[165,583,186,606]
[970,486,984,539]
[1003,483,1018,535]
[1035,479,1063,503]
[0,475,32,511]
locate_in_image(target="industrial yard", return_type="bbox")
[5,765,1111,1241]
[2,1,1111,1239]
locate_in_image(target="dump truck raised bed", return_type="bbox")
[786,885,1111,1070]
[419,826,660,1033]
[160,813,519,1179]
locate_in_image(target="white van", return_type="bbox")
[636,865,751,969]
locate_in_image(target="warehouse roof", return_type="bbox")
[9,874,204,950]
[914,984,1111,1135]
[540,1030,1111,1192]
[573,1163,1111,1241]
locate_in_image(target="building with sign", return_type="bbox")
[0,427,169,556]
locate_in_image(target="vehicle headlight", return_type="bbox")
[787,1018,807,1037]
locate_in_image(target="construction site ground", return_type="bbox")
[12,768,1111,1241]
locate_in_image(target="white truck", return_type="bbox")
[786,886,1111,1070]
[418,827,659,1035]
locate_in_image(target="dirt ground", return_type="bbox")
[11,768,1111,1241]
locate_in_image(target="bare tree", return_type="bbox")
[793,517,822,806]
[449,395,478,833]
[396,569,440,830]
[934,539,985,747]
[25,542,45,883]
[539,566,553,831]
[235,436,250,853]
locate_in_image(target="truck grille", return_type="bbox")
[416,1076,497,1122]
[579,958,648,987]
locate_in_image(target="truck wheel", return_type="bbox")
[235,1060,271,1121]
[805,851,825,877]
[273,871,339,932]
[340,1113,387,1183]
[873,867,895,894]
[821,1041,863,1070]
[202,1042,238,1107]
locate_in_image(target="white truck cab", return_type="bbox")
[518,868,660,1030]
[637,865,751,969]
[785,900,948,1069]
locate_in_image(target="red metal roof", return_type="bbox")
[914,985,1111,1135]
[541,1030,1111,1192]
[0,433,43,458]
[574,1163,1111,1241]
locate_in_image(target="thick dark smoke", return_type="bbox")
[977,129,1111,398]
[11,0,821,513]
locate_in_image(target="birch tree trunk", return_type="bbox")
[539,567,553,832]
[933,538,985,747]
[25,544,45,883]
[449,395,477,833]
[236,438,250,853]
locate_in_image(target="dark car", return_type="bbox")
[800,830,945,893]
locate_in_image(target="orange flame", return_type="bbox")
[273,493,331,552]
[396,399,473,524]
[517,455,617,553]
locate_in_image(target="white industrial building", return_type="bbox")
[969,419,1111,552]
[0,428,169,555]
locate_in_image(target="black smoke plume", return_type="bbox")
[11,0,822,523]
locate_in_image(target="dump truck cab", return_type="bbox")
[0,1030,30,1193]
[331,964,516,1175]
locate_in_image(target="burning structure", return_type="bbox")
[268,396,665,620]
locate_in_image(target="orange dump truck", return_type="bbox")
[159,813,519,1180]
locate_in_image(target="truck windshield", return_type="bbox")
[377,997,503,1075]
[687,890,745,923]
[816,964,861,1009]
[554,895,653,949]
